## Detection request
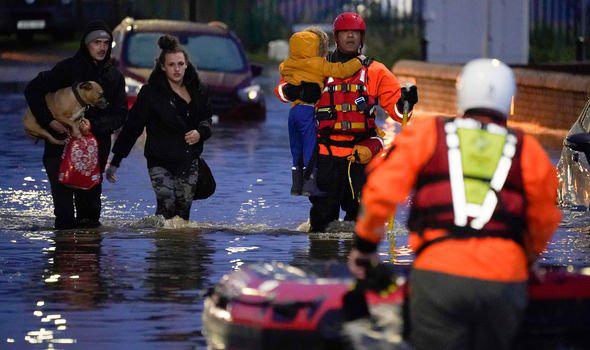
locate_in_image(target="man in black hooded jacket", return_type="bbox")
[24,20,127,229]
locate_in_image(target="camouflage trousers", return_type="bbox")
[148,159,198,220]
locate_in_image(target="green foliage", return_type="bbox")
[359,2,423,66]
[244,12,289,52]
[529,26,576,64]
[244,16,423,66]
[246,49,278,65]
[364,30,422,68]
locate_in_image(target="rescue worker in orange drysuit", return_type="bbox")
[275,12,418,232]
[348,58,561,350]
[279,27,364,196]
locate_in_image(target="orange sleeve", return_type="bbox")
[520,135,561,260]
[366,61,402,122]
[319,57,362,78]
[356,117,438,243]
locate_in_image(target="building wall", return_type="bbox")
[424,0,529,64]
[392,60,590,131]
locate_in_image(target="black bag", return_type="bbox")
[194,157,216,200]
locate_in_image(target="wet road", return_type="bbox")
[0,71,589,349]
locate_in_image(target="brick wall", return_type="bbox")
[392,60,590,132]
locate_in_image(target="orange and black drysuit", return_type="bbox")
[275,50,407,232]
[354,113,561,349]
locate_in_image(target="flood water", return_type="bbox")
[1,72,589,349]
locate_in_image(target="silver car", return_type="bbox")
[558,99,590,208]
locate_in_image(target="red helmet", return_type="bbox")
[333,12,366,33]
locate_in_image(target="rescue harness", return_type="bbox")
[446,117,518,230]
[315,64,378,157]
[409,117,527,256]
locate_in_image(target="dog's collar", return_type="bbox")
[72,82,89,108]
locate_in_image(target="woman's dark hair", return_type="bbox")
[157,34,189,66]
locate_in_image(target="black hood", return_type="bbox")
[329,49,359,63]
[148,62,201,91]
[76,20,113,65]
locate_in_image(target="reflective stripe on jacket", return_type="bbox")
[315,65,376,134]
[274,59,403,157]
[315,61,402,157]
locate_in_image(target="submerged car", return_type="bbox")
[111,17,265,120]
[558,99,590,208]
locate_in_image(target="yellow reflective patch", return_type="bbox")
[464,178,489,204]
[458,128,506,204]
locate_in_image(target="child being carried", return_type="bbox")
[279,27,365,196]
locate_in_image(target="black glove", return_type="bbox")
[396,84,418,112]
[283,83,302,101]
[299,82,322,103]
[282,82,322,103]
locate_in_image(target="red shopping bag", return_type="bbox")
[58,132,101,190]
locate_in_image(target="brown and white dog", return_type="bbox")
[23,81,108,145]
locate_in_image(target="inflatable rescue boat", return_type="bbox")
[203,262,590,350]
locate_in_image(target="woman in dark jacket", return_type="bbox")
[106,35,213,221]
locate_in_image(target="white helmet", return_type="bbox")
[456,58,515,117]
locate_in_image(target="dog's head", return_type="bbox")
[78,81,109,109]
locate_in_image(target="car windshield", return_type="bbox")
[124,32,247,72]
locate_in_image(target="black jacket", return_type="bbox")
[110,63,212,170]
[24,20,128,170]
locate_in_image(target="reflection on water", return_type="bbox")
[557,146,590,208]
[48,232,106,309]
[144,229,213,303]
[0,84,589,349]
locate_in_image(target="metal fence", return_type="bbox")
[120,0,424,56]
[78,0,590,63]
[529,0,590,61]
[530,0,586,40]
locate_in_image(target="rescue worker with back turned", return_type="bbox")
[275,12,418,232]
[348,58,561,350]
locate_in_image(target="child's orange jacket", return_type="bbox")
[279,31,362,89]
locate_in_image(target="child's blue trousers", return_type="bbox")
[288,104,317,168]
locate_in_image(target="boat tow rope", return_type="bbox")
[348,159,355,201]
[389,98,410,259]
